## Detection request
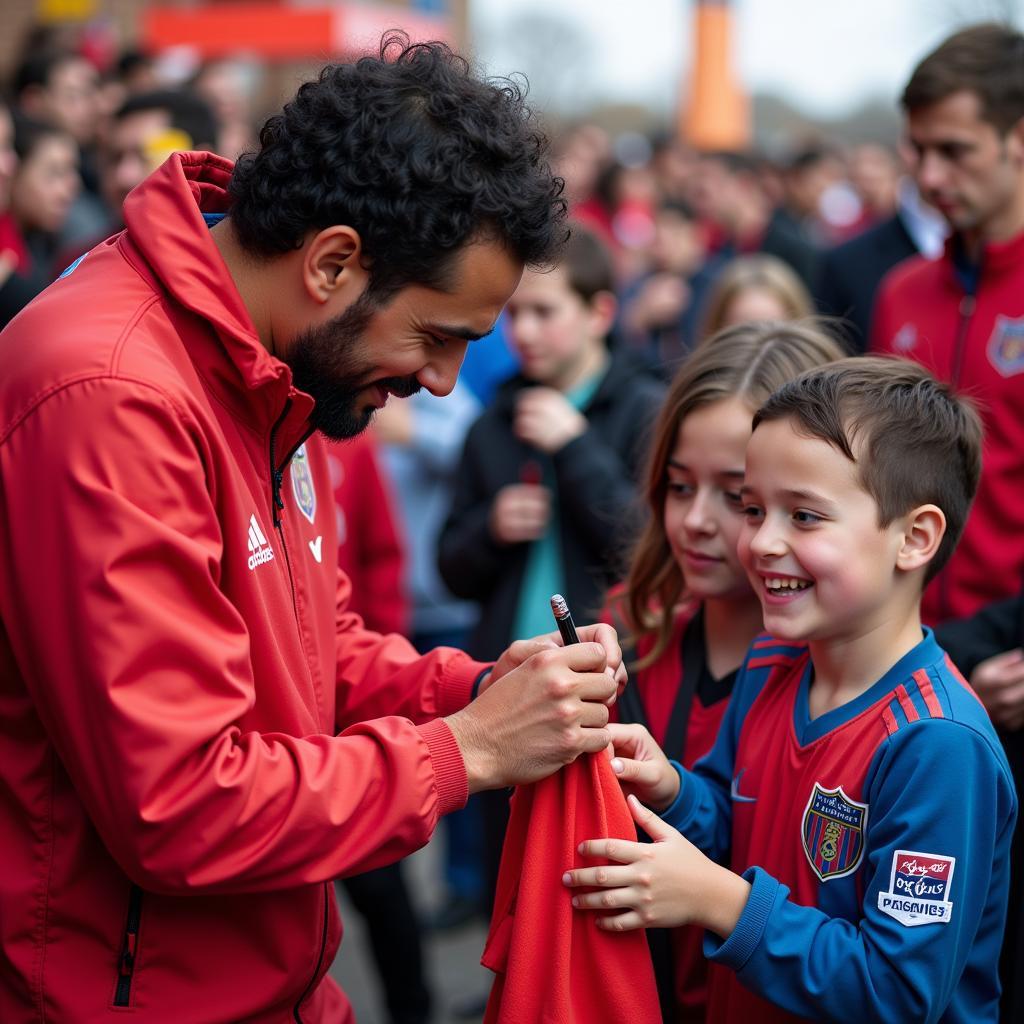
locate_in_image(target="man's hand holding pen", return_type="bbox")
[445,600,627,794]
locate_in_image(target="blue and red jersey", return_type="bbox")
[662,629,1017,1023]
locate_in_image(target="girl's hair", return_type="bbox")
[699,253,814,340]
[616,320,843,669]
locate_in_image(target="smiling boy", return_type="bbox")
[566,357,1017,1022]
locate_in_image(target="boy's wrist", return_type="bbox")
[697,861,752,939]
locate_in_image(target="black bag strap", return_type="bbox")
[662,606,705,764]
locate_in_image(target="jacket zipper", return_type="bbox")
[268,404,326,1021]
[268,404,315,629]
[292,882,331,1023]
[113,885,144,1007]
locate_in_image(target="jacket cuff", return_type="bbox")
[704,865,779,971]
[436,654,490,716]
[419,718,468,817]
[659,762,691,830]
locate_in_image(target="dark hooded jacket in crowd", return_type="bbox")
[936,591,1024,1024]
[439,349,665,661]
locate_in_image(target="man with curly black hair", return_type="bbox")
[0,34,626,1022]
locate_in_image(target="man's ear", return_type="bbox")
[895,504,946,574]
[302,225,368,304]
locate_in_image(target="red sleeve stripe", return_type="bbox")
[896,684,920,723]
[882,703,900,736]
[752,637,780,649]
[912,669,944,718]
[746,654,795,670]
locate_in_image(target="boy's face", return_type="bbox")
[505,266,606,390]
[737,417,908,645]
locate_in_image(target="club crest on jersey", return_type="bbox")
[877,850,955,927]
[801,783,868,881]
[987,315,1024,377]
[290,443,317,524]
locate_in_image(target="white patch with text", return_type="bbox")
[877,849,955,927]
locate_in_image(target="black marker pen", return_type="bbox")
[550,593,580,647]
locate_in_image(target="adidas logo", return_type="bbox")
[247,514,275,571]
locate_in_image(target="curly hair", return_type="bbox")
[228,32,567,299]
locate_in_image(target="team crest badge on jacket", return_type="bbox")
[877,849,955,926]
[290,443,317,524]
[987,314,1024,377]
[802,783,868,881]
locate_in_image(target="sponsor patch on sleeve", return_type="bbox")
[877,849,955,927]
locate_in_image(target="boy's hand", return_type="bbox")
[490,483,550,544]
[970,648,1024,731]
[605,722,680,810]
[514,388,587,454]
[564,795,750,938]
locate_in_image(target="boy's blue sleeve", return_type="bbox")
[704,720,1016,1023]
[659,653,766,862]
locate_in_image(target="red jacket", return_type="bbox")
[330,432,409,637]
[871,234,1024,623]
[0,152,482,1023]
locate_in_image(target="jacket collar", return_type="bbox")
[121,151,290,395]
[943,225,1024,278]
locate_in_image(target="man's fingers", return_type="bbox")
[579,701,610,729]
[578,726,613,755]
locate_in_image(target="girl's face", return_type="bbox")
[721,285,790,328]
[11,134,79,236]
[663,396,755,603]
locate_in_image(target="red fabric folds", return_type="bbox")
[482,752,661,1024]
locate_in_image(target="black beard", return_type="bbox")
[286,292,421,440]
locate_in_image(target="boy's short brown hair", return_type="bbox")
[753,356,983,584]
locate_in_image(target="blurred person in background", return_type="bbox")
[768,143,841,277]
[618,198,724,373]
[11,46,107,248]
[691,149,820,292]
[376,383,489,934]
[1,116,79,326]
[699,253,813,339]
[54,88,219,271]
[848,142,901,228]
[552,122,612,208]
[102,89,219,229]
[0,98,39,326]
[816,172,946,352]
[573,157,659,279]
[328,433,434,1024]
[115,50,161,98]
[191,57,261,160]
[648,131,698,206]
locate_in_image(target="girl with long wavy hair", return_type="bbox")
[610,320,842,1023]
